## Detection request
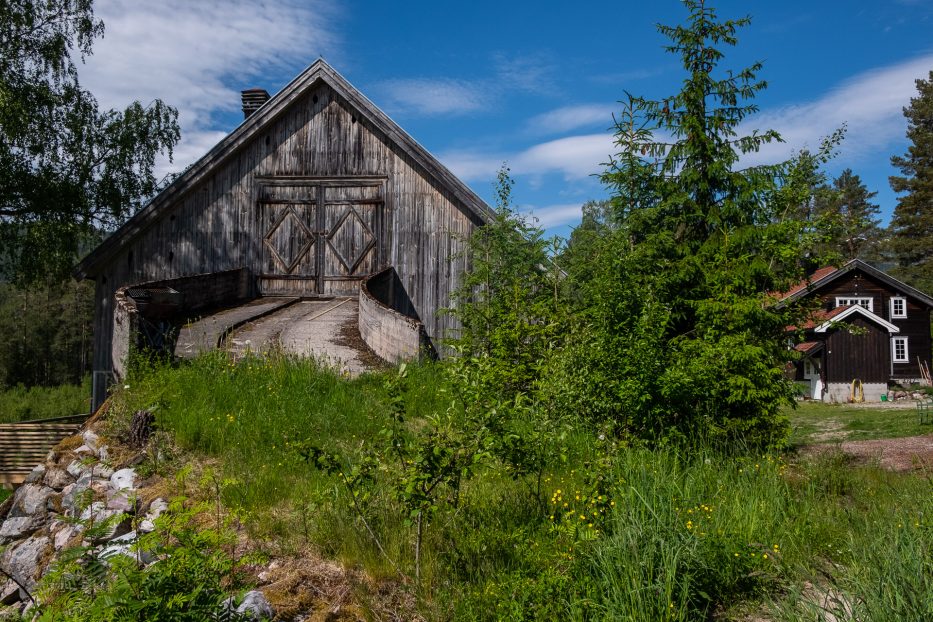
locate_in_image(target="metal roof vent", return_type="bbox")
[241,88,270,119]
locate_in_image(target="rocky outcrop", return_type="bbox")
[0,426,165,615]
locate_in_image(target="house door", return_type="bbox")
[804,357,823,400]
[258,181,384,296]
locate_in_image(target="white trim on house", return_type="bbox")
[890,296,907,319]
[835,296,874,312]
[892,336,909,363]
[813,304,901,334]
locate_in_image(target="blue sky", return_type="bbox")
[81,1,933,238]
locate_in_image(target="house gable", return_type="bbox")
[812,303,899,334]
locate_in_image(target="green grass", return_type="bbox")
[0,377,90,423]
[107,354,933,621]
[787,400,932,446]
[0,487,10,503]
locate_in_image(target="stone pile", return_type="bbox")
[0,428,166,614]
[886,390,928,401]
[1,426,274,620]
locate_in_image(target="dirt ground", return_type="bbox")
[800,433,933,471]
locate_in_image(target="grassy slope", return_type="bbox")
[106,354,933,621]
[788,400,932,446]
[0,378,90,423]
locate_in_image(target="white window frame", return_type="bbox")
[892,336,909,363]
[835,296,873,312]
[890,296,907,319]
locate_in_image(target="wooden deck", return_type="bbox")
[0,414,88,487]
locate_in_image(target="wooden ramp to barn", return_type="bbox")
[0,415,88,487]
[180,297,380,376]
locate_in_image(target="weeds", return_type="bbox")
[105,352,933,620]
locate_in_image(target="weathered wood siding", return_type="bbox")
[91,83,478,376]
[816,271,932,379]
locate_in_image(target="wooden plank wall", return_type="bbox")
[91,84,478,375]
[818,271,932,379]
[824,317,890,383]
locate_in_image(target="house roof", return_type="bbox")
[776,259,933,309]
[811,303,900,334]
[75,59,494,279]
[795,341,823,355]
[777,265,839,300]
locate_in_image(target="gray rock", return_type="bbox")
[110,468,136,492]
[148,498,169,517]
[23,464,46,485]
[43,467,73,491]
[237,590,274,620]
[45,491,64,514]
[80,502,130,543]
[66,460,88,480]
[82,430,100,452]
[0,578,20,605]
[106,490,137,513]
[74,444,94,455]
[98,531,153,565]
[50,520,84,551]
[76,469,93,487]
[0,535,51,592]
[10,484,54,518]
[139,497,169,533]
[0,515,45,543]
[92,463,114,479]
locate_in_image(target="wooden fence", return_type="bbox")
[0,414,88,487]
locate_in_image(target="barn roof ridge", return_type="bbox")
[777,258,933,309]
[75,58,494,279]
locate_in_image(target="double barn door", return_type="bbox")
[258,179,385,296]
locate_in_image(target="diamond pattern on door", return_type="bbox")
[326,207,375,274]
[264,208,315,273]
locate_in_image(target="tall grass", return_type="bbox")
[111,353,933,621]
[0,377,90,422]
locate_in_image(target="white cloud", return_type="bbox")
[525,104,616,136]
[741,54,933,167]
[377,78,487,116]
[446,53,933,191]
[80,0,341,178]
[443,133,614,182]
[377,54,554,117]
[520,203,584,229]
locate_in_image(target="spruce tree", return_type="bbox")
[889,71,933,292]
[549,0,815,447]
[814,169,882,261]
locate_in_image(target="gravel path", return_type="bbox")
[800,433,933,472]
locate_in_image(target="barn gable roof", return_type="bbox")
[777,259,933,309]
[75,59,493,279]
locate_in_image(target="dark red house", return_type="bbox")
[779,259,933,402]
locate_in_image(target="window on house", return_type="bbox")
[892,337,909,363]
[890,297,907,319]
[835,297,873,312]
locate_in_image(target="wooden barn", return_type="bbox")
[780,259,933,402]
[75,60,493,409]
